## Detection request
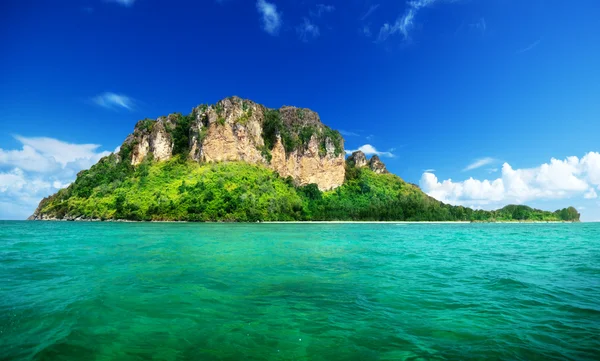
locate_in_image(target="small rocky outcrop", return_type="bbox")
[347,151,368,168]
[369,155,389,174]
[347,151,389,174]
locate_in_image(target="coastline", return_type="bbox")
[26,218,578,224]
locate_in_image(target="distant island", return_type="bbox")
[29,97,580,222]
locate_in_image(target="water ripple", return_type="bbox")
[1,222,599,360]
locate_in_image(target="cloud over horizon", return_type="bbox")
[0,136,111,220]
[420,152,600,208]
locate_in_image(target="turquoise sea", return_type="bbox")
[1,221,599,360]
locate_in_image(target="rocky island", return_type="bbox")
[29,97,580,222]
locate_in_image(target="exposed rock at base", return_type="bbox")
[369,155,389,174]
[270,135,345,191]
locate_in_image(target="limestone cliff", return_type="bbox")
[123,96,345,191]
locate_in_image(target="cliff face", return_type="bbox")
[124,96,345,191]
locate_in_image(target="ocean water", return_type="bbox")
[1,222,599,361]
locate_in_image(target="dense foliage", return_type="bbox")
[36,157,580,222]
[170,113,195,156]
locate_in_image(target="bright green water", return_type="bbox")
[1,222,599,361]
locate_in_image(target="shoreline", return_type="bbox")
[26,218,579,224]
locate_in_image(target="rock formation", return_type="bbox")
[369,155,389,174]
[347,151,389,174]
[124,96,345,191]
[347,151,368,168]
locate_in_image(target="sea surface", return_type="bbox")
[1,221,599,361]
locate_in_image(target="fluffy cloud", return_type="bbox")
[0,136,111,219]
[256,0,282,36]
[92,92,135,111]
[345,144,394,157]
[420,152,600,207]
[584,188,598,199]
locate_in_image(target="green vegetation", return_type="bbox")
[236,105,253,125]
[169,113,194,156]
[39,158,303,221]
[262,109,284,150]
[136,118,156,133]
[32,97,579,223]
[35,158,580,222]
[215,102,224,115]
[320,126,343,156]
[261,109,304,154]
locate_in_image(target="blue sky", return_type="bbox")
[1,0,600,220]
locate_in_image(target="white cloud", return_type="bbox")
[297,18,320,42]
[106,0,136,7]
[361,4,380,21]
[14,136,107,166]
[463,157,496,171]
[256,0,282,36]
[377,0,452,42]
[469,17,486,34]
[580,151,600,185]
[92,92,135,111]
[311,4,335,18]
[517,38,542,54]
[424,169,436,173]
[362,25,372,37]
[339,130,359,137]
[345,144,394,158]
[420,152,600,208]
[0,136,111,220]
[584,188,598,199]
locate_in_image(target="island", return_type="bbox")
[29,97,580,222]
